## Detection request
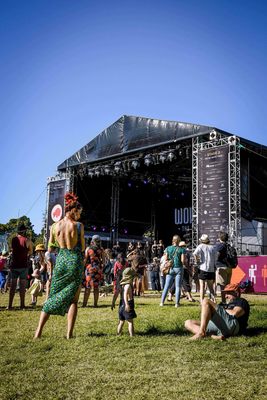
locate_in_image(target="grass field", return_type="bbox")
[0,291,266,400]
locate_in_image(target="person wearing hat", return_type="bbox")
[117,265,138,337]
[30,244,47,305]
[193,234,216,304]
[28,268,43,306]
[111,253,129,310]
[83,234,104,308]
[185,283,250,340]
[7,223,33,310]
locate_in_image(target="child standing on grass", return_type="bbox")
[111,253,129,310]
[117,266,137,337]
[29,269,43,306]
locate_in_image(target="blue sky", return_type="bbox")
[1,0,267,233]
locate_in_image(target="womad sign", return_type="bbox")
[198,145,229,244]
[47,179,67,233]
[174,207,192,234]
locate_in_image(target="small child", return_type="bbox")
[117,266,137,337]
[111,253,129,310]
[29,269,43,306]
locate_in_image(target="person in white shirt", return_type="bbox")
[193,234,216,304]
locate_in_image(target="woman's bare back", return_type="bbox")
[51,218,85,251]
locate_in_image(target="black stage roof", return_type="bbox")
[58,115,267,171]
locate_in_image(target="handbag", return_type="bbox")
[160,248,179,275]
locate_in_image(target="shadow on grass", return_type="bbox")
[138,325,187,336]
[86,331,108,337]
[244,327,267,337]
[80,304,112,309]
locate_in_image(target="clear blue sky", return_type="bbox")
[1,0,267,233]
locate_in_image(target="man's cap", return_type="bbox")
[35,244,45,251]
[120,267,137,286]
[221,283,241,295]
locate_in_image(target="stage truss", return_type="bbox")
[192,133,241,250]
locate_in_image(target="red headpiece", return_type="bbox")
[64,192,80,212]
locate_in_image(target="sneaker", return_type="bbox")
[159,303,164,307]
[175,304,180,308]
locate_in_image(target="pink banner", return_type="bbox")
[231,256,267,293]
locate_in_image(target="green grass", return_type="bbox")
[0,292,266,400]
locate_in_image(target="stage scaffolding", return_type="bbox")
[192,133,241,251]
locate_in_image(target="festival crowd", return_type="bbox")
[1,193,250,340]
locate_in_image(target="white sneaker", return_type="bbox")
[159,303,164,307]
[175,304,180,308]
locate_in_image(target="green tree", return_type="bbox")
[0,216,44,249]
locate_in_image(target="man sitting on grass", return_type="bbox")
[184,283,250,340]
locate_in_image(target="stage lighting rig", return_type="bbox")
[159,152,167,163]
[94,167,101,177]
[144,154,154,166]
[228,136,236,145]
[114,161,122,173]
[87,168,95,178]
[209,129,218,141]
[131,159,140,169]
[167,151,176,162]
[104,165,112,175]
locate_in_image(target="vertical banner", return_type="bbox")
[198,145,229,244]
[46,179,67,236]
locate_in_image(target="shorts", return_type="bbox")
[119,299,137,321]
[206,304,240,337]
[216,267,232,286]
[198,270,215,281]
[10,268,28,280]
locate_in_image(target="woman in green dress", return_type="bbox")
[34,193,85,339]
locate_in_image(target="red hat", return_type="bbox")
[221,283,241,295]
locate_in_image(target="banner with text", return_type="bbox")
[198,145,229,244]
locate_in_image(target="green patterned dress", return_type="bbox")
[43,223,83,316]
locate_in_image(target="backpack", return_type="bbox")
[226,243,238,268]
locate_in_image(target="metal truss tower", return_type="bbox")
[192,133,241,251]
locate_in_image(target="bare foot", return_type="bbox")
[189,332,206,340]
[211,335,225,341]
[33,334,41,340]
